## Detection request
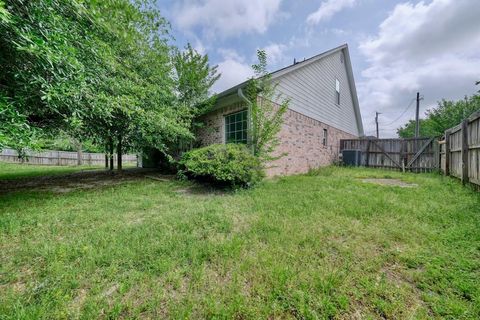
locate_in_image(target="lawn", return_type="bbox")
[0,166,479,319]
[0,162,104,180]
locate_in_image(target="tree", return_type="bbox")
[397,94,480,138]
[0,0,105,151]
[244,50,290,162]
[82,1,194,170]
[396,119,439,138]
[173,43,220,113]
[0,97,37,153]
[1,0,211,170]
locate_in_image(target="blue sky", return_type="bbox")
[160,0,480,137]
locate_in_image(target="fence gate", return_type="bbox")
[340,138,439,172]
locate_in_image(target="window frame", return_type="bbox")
[335,78,340,105]
[224,109,248,144]
[322,128,328,147]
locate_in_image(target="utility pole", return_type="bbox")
[375,112,380,139]
[415,92,420,137]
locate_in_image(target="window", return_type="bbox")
[335,79,340,105]
[225,110,248,144]
[322,128,328,146]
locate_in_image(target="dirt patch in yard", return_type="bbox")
[361,178,418,188]
[0,168,173,194]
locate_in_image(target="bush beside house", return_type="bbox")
[179,144,264,187]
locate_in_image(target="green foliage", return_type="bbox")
[0,0,10,24]
[0,0,219,165]
[396,119,440,138]
[245,50,289,162]
[180,144,265,187]
[34,132,103,153]
[398,94,480,138]
[1,0,97,133]
[173,43,220,113]
[0,97,37,152]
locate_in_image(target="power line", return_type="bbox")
[382,98,416,126]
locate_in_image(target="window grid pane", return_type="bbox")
[225,110,248,144]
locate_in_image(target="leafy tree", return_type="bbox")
[0,97,37,153]
[173,43,220,113]
[396,119,440,138]
[397,94,480,138]
[0,0,96,130]
[167,43,220,158]
[1,0,213,170]
[84,1,194,170]
[245,50,289,162]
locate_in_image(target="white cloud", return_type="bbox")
[307,0,356,25]
[358,0,480,137]
[262,43,288,66]
[212,49,253,93]
[192,38,206,55]
[174,0,282,38]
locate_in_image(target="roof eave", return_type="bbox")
[342,46,364,136]
[208,44,364,137]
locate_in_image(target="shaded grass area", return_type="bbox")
[0,162,104,180]
[0,166,479,319]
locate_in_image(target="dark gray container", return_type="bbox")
[342,149,362,166]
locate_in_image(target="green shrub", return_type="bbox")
[179,144,264,187]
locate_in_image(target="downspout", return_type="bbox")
[237,87,255,154]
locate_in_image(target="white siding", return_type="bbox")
[274,50,360,136]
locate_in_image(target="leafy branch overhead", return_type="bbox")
[0,0,219,169]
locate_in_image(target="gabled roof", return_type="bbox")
[213,44,364,135]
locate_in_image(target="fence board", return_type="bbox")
[340,138,438,172]
[440,110,480,188]
[0,148,137,166]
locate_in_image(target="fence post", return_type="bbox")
[444,130,450,176]
[77,148,83,166]
[365,139,371,167]
[461,119,469,184]
[399,139,405,172]
[433,139,440,171]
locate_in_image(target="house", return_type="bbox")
[196,44,364,176]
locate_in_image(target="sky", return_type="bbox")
[160,0,480,137]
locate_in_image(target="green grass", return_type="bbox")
[0,162,104,180]
[0,166,479,319]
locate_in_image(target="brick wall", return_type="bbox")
[196,102,246,146]
[267,108,356,176]
[196,103,357,176]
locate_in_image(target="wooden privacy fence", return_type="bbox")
[440,111,480,187]
[0,148,137,166]
[340,138,438,172]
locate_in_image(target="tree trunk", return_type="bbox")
[109,137,114,171]
[117,134,122,171]
[105,153,108,168]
